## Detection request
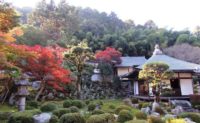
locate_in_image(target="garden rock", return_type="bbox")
[47,93,54,100]
[141,107,151,114]
[123,98,132,106]
[184,118,196,123]
[151,112,160,117]
[171,106,184,115]
[171,100,192,111]
[164,114,176,119]
[132,104,139,108]
[152,101,160,112]
[33,113,51,123]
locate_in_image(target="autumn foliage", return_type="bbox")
[20,45,71,91]
[95,47,122,64]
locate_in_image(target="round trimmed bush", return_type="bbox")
[131,98,139,104]
[8,110,41,123]
[92,110,105,115]
[40,103,57,112]
[27,101,39,108]
[125,120,147,123]
[0,112,12,120]
[138,102,150,109]
[52,108,71,118]
[49,115,59,123]
[97,100,104,105]
[115,105,131,114]
[148,116,165,123]
[118,110,133,123]
[179,112,200,123]
[72,100,85,109]
[85,100,90,105]
[155,107,165,115]
[135,111,147,120]
[86,113,115,123]
[60,113,85,123]
[63,100,72,108]
[109,104,116,109]
[88,103,96,111]
[69,106,79,113]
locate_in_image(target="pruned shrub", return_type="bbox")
[131,98,139,104]
[85,100,90,105]
[148,116,165,123]
[118,110,133,123]
[135,111,147,120]
[125,119,147,123]
[194,105,200,110]
[63,100,72,108]
[115,105,131,114]
[72,100,85,109]
[8,109,41,123]
[69,106,79,113]
[60,113,85,123]
[155,107,165,115]
[52,108,71,118]
[49,115,59,123]
[40,103,57,112]
[138,102,150,109]
[27,101,39,108]
[166,119,186,123]
[86,113,115,123]
[0,112,12,120]
[88,103,96,111]
[92,110,105,115]
[179,112,200,123]
[96,100,104,105]
[109,104,116,109]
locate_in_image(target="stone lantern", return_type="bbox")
[91,63,102,82]
[15,74,31,111]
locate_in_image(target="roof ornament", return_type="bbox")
[153,44,163,55]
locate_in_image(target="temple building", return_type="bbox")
[116,45,200,97]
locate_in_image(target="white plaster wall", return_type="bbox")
[180,79,193,95]
[134,81,139,95]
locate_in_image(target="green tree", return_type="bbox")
[139,62,173,102]
[98,62,113,84]
[65,42,93,97]
[29,0,79,43]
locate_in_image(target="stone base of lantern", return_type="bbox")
[18,97,26,111]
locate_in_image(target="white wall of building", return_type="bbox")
[180,79,193,95]
[134,81,139,95]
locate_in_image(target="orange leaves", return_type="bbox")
[0,27,23,42]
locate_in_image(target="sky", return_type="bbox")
[4,0,200,31]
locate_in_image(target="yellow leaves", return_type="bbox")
[0,27,23,42]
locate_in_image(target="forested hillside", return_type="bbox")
[16,0,200,62]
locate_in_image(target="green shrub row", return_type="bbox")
[87,113,115,123]
[118,109,133,123]
[63,100,85,108]
[179,112,200,123]
[8,109,41,123]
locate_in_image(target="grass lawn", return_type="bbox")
[0,104,17,123]
[0,103,17,112]
[0,99,140,123]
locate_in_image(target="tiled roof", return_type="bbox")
[116,56,147,67]
[138,54,200,71]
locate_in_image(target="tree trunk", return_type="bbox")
[35,83,45,101]
[76,74,82,98]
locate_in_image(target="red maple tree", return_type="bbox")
[95,47,122,64]
[17,45,71,101]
